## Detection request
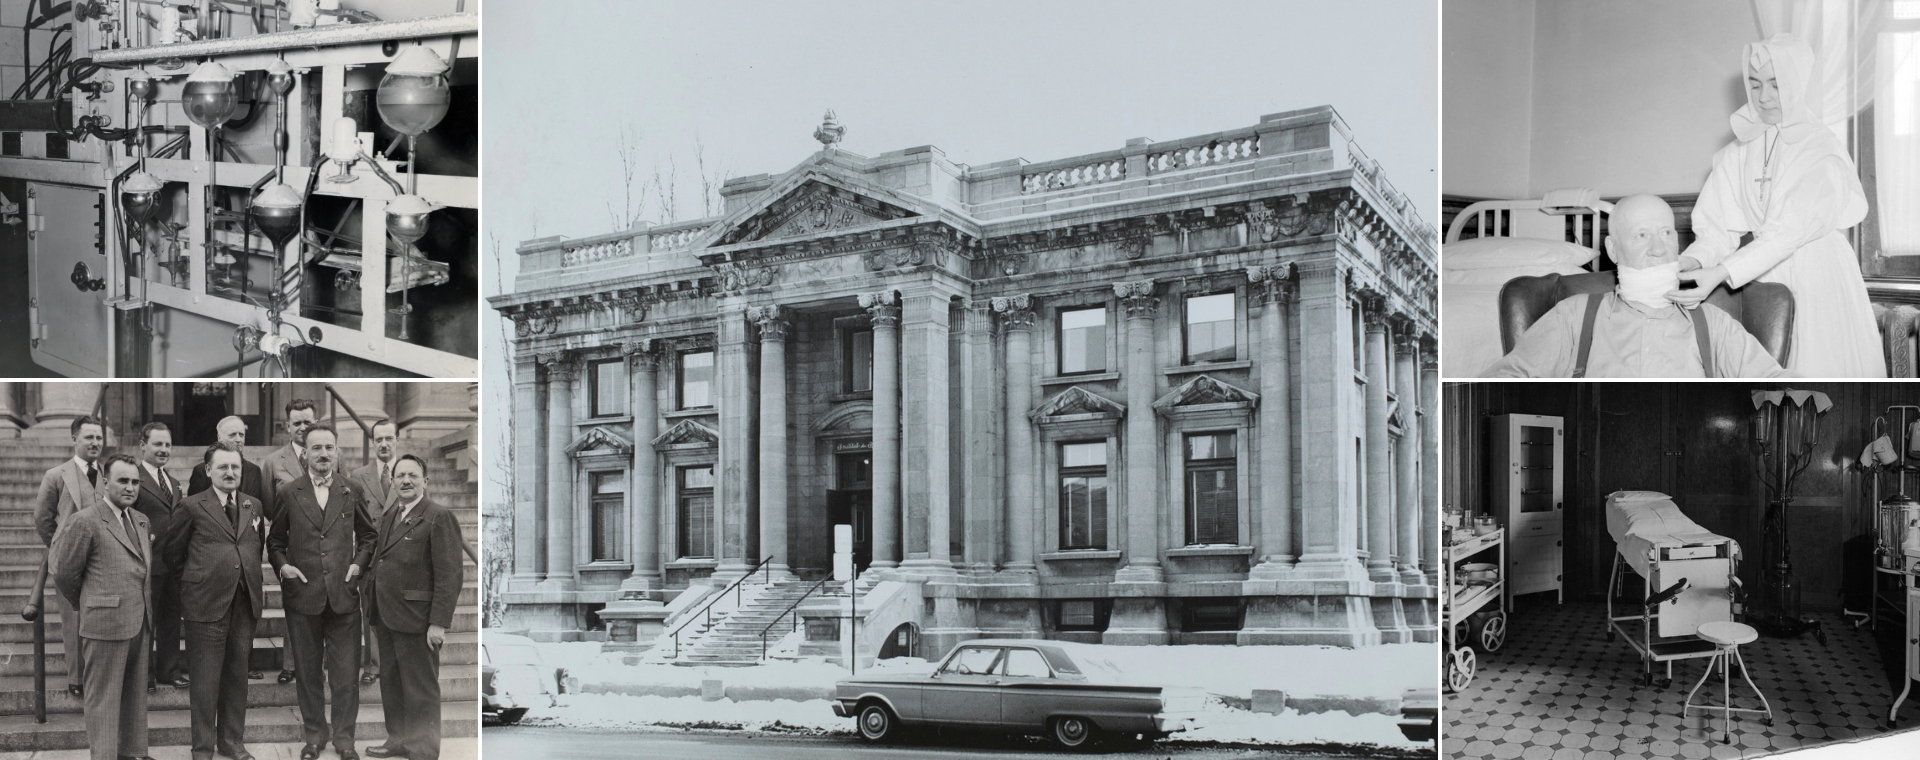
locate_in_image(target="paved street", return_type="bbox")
[484,725,1432,759]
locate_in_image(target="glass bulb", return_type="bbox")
[376,46,452,137]
[183,61,238,128]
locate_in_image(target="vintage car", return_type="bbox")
[1397,686,1438,744]
[482,630,562,725]
[832,638,1205,749]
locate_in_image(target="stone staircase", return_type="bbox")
[675,580,823,666]
[0,440,480,752]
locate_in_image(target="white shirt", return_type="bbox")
[309,470,333,510]
[396,495,424,524]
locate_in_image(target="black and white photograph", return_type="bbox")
[0,0,478,379]
[0,381,479,759]
[481,1,1439,757]
[1440,0,1918,380]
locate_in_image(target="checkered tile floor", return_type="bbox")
[1444,600,1920,760]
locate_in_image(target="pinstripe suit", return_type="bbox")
[49,501,152,760]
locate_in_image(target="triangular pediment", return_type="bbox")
[1152,375,1259,412]
[1030,386,1126,422]
[651,419,720,448]
[709,174,922,247]
[565,427,634,457]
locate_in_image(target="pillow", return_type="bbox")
[1443,235,1599,271]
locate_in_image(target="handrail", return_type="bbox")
[761,576,831,661]
[91,384,109,431]
[21,558,50,724]
[322,383,375,468]
[666,556,771,658]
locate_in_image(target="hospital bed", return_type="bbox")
[1603,491,1745,687]
[1442,194,1609,376]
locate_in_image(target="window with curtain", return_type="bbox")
[591,471,625,561]
[677,465,714,558]
[1058,442,1108,550]
[589,359,626,418]
[679,351,714,409]
[1058,307,1107,374]
[1185,431,1238,545]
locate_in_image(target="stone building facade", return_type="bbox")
[490,108,1439,650]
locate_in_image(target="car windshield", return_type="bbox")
[486,644,541,666]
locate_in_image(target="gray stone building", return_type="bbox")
[489,108,1438,654]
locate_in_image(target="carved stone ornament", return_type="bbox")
[995,252,1028,276]
[859,290,900,326]
[1420,334,1439,370]
[748,304,790,341]
[991,294,1035,331]
[1246,263,1296,304]
[514,313,559,339]
[1114,280,1157,319]
[564,427,636,457]
[652,419,720,449]
[538,350,578,380]
[1152,374,1259,413]
[1115,234,1148,260]
[621,339,659,371]
[715,263,778,292]
[1030,385,1126,422]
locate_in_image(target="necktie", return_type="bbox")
[86,462,97,488]
[119,509,141,559]
[224,493,238,530]
[160,469,175,500]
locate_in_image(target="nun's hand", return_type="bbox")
[1669,265,1729,308]
[1677,256,1702,273]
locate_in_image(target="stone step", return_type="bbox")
[0,604,481,643]
[0,631,480,677]
[0,665,477,716]
[0,699,477,752]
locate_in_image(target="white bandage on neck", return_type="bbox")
[1615,262,1681,309]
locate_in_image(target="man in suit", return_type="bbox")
[164,442,266,760]
[186,416,275,681]
[349,419,399,685]
[48,454,155,760]
[261,400,316,686]
[363,454,461,760]
[131,422,190,691]
[269,426,377,760]
[36,414,108,697]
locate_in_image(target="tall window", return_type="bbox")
[1058,307,1106,375]
[591,471,625,561]
[679,351,714,409]
[1059,442,1108,550]
[589,359,626,417]
[1184,293,1235,363]
[845,329,873,393]
[1185,431,1237,545]
[677,465,715,558]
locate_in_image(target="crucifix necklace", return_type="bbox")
[1755,128,1779,206]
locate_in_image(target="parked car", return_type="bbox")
[832,638,1205,749]
[1397,686,1438,744]
[482,630,562,725]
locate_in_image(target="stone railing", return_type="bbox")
[650,224,711,250]
[1146,133,1261,173]
[562,238,634,267]
[1021,157,1127,195]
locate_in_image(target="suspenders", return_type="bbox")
[1572,294,1715,378]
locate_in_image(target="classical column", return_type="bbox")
[716,310,753,578]
[861,291,902,570]
[1115,280,1163,583]
[750,306,793,579]
[1393,323,1423,586]
[1249,266,1294,578]
[0,383,22,438]
[26,382,103,439]
[960,300,1000,572]
[512,355,544,585]
[1419,335,1441,586]
[539,351,578,589]
[1292,263,1367,582]
[993,295,1038,575]
[899,292,954,575]
[622,341,661,592]
[1361,292,1395,583]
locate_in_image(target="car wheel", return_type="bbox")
[1050,715,1098,750]
[499,708,527,725]
[857,702,899,742]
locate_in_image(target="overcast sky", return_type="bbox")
[481,0,1438,478]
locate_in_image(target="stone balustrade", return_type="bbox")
[561,238,634,267]
[1146,133,1262,173]
[651,225,710,250]
[1020,157,1127,194]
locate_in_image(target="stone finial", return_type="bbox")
[814,109,845,149]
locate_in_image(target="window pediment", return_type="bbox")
[1030,385,1125,423]
[652,419,720,449]
[565,427,635,458]
[1153,375,1259,417]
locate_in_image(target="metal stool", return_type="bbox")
[1682,621,1774,743]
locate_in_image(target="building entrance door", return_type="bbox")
[828,450,873,571]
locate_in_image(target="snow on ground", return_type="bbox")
[518,692,1430,750]
[545,640,1432,701]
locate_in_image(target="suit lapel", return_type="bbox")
[379,500,422,557]
[139,466,172,510]
[102,508,143,562]
[198,491,238,542]
[320,480,345,532]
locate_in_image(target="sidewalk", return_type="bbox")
[0,737,479,759]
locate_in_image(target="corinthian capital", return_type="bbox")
[538,350,579,380]
[1247,263,1296,304]
[621,339,659,372]
[990,294,1036,332]
[1114,280,1158,320]
[748,304,790,341]
[859,290,900,327]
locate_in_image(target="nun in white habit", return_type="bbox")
[1670,33,1886,378]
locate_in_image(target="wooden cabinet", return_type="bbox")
[1490,414,1564,606]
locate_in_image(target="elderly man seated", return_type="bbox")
[1482,195,1791,378]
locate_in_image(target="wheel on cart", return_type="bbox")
[1471,610,1507,653]
[1445,646,1477,693]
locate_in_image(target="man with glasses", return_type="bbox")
[363,454,462,760]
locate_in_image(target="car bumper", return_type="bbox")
[1153,713,1202,733]
[1397,717,1436,742]
[832,700,854,718]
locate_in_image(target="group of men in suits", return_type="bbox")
[39,404,464,760]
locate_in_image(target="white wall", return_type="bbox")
[1445,0,1762,199]
[1442,0,1536,199]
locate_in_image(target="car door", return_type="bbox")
[995,647,1059,730]
[921,645,1003,726]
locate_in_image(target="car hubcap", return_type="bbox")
[1060,719,1087,743]
[861,709,886,736]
